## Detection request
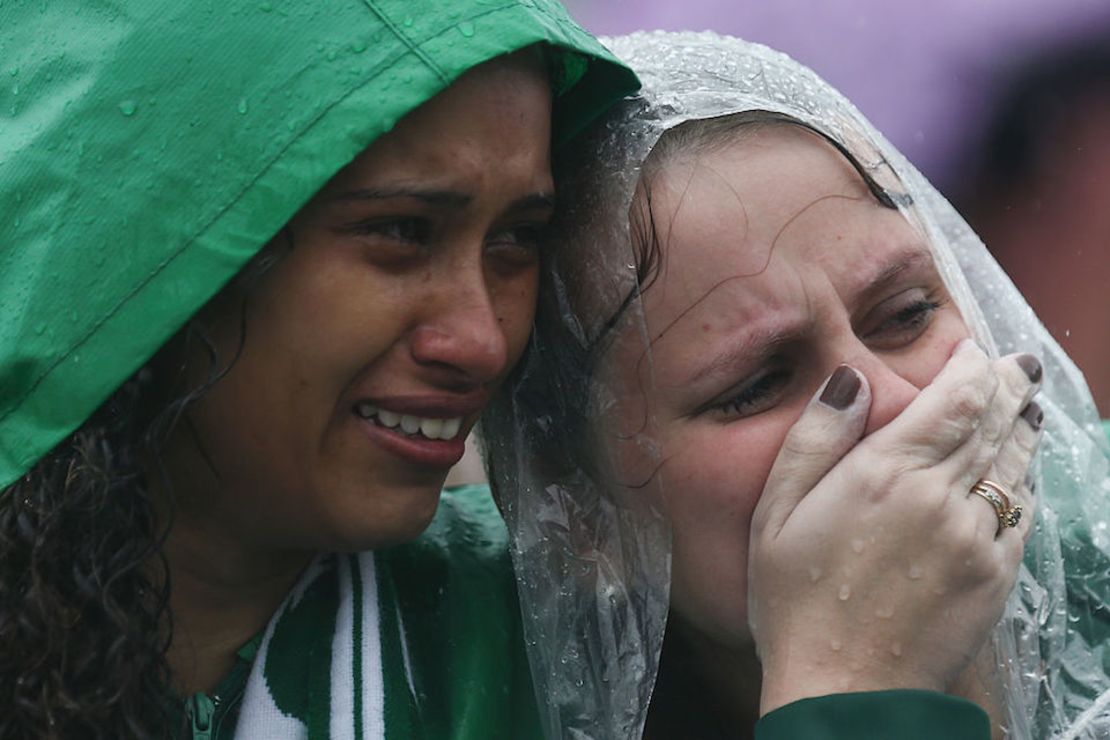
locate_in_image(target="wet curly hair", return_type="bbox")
[0,246,279,739]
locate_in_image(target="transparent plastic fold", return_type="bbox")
[486,31,1110,739]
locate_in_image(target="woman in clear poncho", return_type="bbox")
[484,32,1110,739]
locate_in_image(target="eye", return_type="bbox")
[485,222,548,268]
[860,289,945,350]
[348,217,432,245]
[708,366,793,419]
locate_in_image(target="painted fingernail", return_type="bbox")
[1016,354,1042,384]
[1020,401,1044,430]
[820,365,861,410]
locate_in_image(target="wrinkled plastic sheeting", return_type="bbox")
[488,31,1110,739]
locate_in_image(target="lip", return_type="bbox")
[355,415,468,468]
[353,392,490,419]
[348,392,488,468]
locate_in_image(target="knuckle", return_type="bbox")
[945,381,991,427]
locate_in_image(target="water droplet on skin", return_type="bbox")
[851,538,865,554]
[118,99,137,116]
[830,638,842,651]
[890,642,903,657]
[838,583,851,601]
[457,21,475,37]
[808,565,822,583]
[875,604,895,619]
[907,565,923,580]
[237,98,248,114]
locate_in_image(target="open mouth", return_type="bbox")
[354,402,463,441]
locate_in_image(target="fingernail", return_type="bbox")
[1016,354,1043,384]
[1020,401,1044,430]
[820,365,861,410]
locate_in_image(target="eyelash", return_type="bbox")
[350,217,430,245]
[708,295,945,419]
[348,219,548,255]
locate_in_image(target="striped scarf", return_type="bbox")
[233,552,409,739]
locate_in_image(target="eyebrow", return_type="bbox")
[685,324,799,387]
[850,246,935,305]
[330,187,556,214]
[681,247,935,388]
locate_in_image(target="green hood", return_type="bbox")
[0,0,637,488]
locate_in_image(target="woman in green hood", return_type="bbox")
[0,1,636,737]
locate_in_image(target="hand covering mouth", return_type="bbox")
[353,402,463,441]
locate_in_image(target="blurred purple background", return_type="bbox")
[564,0,1110,189]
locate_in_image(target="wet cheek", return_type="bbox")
[661,424,782,533]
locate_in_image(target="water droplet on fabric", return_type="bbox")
[237,97,248,114]
[259,1,273,10]
[838,583,851,601]
[351,40,367,53]
[402,15,414,27]
[457,21,475,37]
[118,99,137,116]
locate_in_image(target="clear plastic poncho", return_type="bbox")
[484,31,1110,740]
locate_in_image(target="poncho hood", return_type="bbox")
[0,0,638,488]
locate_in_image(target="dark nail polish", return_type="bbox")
[1020,401,1044,430]
[1016,354,1043,384]
[820,365,860,410]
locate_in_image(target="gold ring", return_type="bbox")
[970,479,1022,531]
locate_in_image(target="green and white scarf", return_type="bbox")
[224,486,543,740]
[235,553,393,739]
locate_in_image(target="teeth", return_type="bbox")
[353,403,463,440]
[420,418,444,439]
[400,414,420,434]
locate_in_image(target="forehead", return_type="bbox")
[320,54,553,192]
[636,125,922,320]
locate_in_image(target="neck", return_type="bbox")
[646,617,763,740]
[149,458,314,697]
[161,521,311,697]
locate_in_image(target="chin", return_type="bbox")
[325,485,444,553]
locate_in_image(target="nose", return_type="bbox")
[843,349,921,436]
[408,271,509,386]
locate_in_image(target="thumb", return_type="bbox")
[751,365,871,539]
